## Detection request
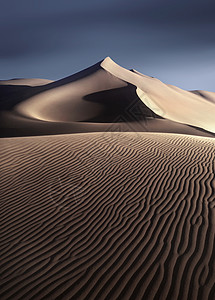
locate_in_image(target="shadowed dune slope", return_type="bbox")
[1,132,215,300]
[0,57,215,137]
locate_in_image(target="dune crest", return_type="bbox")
[101,57,215,133]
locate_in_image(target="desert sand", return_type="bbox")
[0,58,215,300]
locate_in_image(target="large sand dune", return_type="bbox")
[0,57,214,137]
[1,58,215,299]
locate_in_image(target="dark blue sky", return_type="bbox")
[1,0,215,90]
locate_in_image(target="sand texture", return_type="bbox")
[1,58,215,299]
[1,133,215,299]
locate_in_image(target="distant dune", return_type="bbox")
[0,78,53,87]
[0,58,215,300]
[190,90,215,104]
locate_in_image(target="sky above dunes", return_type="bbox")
[1,0,215,91]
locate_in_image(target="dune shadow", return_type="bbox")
[0,85,48,109]
[83,84,161,123]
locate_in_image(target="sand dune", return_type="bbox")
[0,78,53,87]
[1,58,215,299]
[0,57,215,137]
[1,132,215,299]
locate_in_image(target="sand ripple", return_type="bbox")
[0,132,215,299]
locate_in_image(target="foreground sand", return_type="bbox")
[1,132,215,300]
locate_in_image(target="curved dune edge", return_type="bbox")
[101,57,215,133]
[1,132,215,299]
[14,63,127,122]
[101,58,165,116]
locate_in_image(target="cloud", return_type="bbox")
[1,4,214,60]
